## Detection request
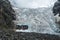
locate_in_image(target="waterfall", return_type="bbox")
[9,0,60,35]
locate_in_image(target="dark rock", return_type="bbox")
[16,25,21,29]
[53,0,60,16]
[21,25,28,30]
[0,32,60,40]
[0,0,16,30]
[16,25,28,30]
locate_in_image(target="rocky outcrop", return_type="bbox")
[0,32,60,40]
[0,0,16,30]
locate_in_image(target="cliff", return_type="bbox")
[0,0,16,30]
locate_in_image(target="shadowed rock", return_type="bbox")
[0,0,16,30]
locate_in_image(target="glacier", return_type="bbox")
[9,0,60,35]
[13,7,60,34]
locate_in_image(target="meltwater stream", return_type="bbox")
[9,0,60,35]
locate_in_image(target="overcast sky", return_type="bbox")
[9,0,57,8]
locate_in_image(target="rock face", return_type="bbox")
[0,0,16,30]
[0,32,60,40]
